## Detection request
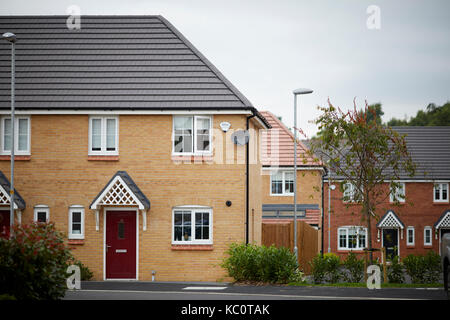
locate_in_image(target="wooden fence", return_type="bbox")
[262,221,319,274]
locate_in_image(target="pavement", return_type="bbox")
[63,281,449,301]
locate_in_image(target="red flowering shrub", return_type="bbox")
[0,222,73,300]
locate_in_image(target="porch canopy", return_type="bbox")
[435,210,450,230]
[89,171,150,230]
[376,210,405,239]
[0,171,26,211]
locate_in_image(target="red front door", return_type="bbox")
[0,210,10,239]
[106,211,137,279]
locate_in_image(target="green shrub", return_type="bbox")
[423,251,441,283]
[342,252,364,283]
[221,243,298,284]
[309,254,328,284]
[0,223,73,300]
[387,256,404,283]
[324,253,341,283]
[403,252,441,284]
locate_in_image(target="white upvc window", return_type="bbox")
[1,116,31,155]
[270,170,294,196]
[172,206,212,245]
[338,226,367,250]
[390,182,406,203]
[34,205,49,223]
[423,226,432,246]
[433,183,448,202]
[342,182,363,203]
[68,206,85,240]
[172,115,212,155]
[406,226,415,246]
[88,116,118,155]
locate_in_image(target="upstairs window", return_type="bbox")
[173,116,211,154]
[89,116,118,155]
[342,182,363,203]
[1,116,30,155]
[390,182,406,203]
[270,171,294,196]
[434,183,448,202]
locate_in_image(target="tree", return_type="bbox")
[308,99,416,261]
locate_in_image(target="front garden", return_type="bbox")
[222,243,443,288]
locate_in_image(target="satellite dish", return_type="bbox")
[231,130,250,145]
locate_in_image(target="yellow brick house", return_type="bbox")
[0,15,270,281]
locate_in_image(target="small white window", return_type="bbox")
[434,183,449,202]
[1,116,31,155]
[172,207,212,244]
[424,226,432,246]
[172,116,212,155]
[270,171,294,196]
[89,116,118,155]
[337,226,367,250]
[34,205,49,223]
[69,206,85,240]
[406,226,415,246]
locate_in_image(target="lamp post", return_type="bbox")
[2,32,16,234]
[328,182,336,253]
[292,88,313,262]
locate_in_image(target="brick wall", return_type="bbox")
[323,182,449,259]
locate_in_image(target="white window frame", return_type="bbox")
[390,182,406,203]
[172,115,212,156]
[172,206,213,245]
[433,183,449,203]
[0,115,31,155]
[406,226,415,246]
[342,182,363,203]
[270,170,295,196]
[337,226,367,251]
[423,226,432,246]
[88,116,119,155]
[34,205,49,223]
[68,206,85,240]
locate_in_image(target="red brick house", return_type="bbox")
[323,127,450,260]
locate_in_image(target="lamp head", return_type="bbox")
[2,32,16,43]
[293,88,313,95]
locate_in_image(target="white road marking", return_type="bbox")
[183,286,227,290]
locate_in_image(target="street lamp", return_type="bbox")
[2,32,16,234]
[328,183,336,253]
[292,88,313,262]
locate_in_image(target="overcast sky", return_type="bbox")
[1,0,449,137]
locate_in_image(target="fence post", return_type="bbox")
[382,247,387,284]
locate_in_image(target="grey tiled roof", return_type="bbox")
[0,15,269,127]
[0,170,25,210]
[320,126,450,181]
